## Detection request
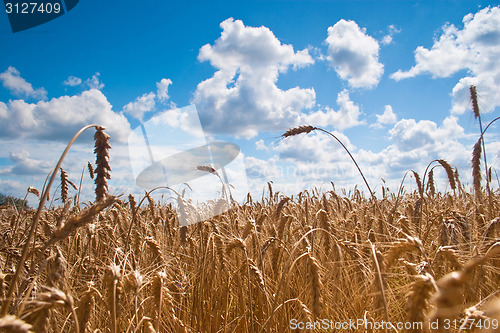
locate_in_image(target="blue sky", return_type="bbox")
[1,0,499,205]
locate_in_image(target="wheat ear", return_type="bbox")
[406,274,435,333]
[429,242,500,332]
[472,139,482,198]
[94,126,111,201]
[410,170,423,197]
[426,167,436,197]
[0,315,33,332]
[437,160,456,191]
[76,288,96,333]
[470,85,490,197]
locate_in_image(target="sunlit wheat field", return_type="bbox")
[0,114,499,332]
[2,2,500,332]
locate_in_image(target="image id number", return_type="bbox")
[5,2,61,14]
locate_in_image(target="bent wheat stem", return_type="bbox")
[1,124,101,317]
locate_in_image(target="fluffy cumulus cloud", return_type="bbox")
[391,6,500,114]
[123,92,156,121]
[63,76,82,87]
[156,78,172,102]
[193,18,315,138]
[389,116,465,151]
[0,70,183,203]
[381,25,401,45]
[245,155,282,180]
[1,151,53,175]
[275,130,354,164]
[370,116,473,189]
[302,89,365,130]
[85,72,105,90]
[0,67,47,99]
[255,139,268,151]
[0,89,130,142]
[268,130,374,188]
[253,114,475,194]
[371,105,397,128]
[325,20,384,88]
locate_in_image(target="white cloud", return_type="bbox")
[0,89,131,143]
[245,155,282,180]
[369,117,473,190]
[156,78,172,102]
[389,116,465,151]
[123,92,156,121]
[325,19,384,88]
[0,66,47,99]
[390,6,500,114]
[3,151,53,175]
[381,35,393,46]
[270,130,373,190]
[390,24,469,80]
[0,101,7,118]
[193,18,315,138]
[255,139,268,151]
[85,72,105,89]
[0,178,27,200]
[0,138,140,206]
[63,76,82,87]
[371,105,397,128]
[150,105,205,137]
[260,114,478,195]
[381,25,401,45]
[275,130,354,164]
[302,89,365,131]
[123,78,174,121]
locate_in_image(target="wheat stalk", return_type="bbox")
[103,264,122,333]
[306,252,322,319]
[429,242,500,332]
[470,85,490,197]
[370,241,389,327]
[282,126,387,231]
[27,187,40,198]
[0,124,104,317]
[42,196,116,252]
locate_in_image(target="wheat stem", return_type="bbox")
[0,124,101,317]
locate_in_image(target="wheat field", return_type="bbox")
[0,120,499,333]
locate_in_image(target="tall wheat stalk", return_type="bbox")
[282,126,390,234]
[470,86,490,196]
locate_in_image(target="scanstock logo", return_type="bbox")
[128,105,249,227]
[4,0,79,32]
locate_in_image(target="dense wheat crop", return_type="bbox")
[0,122,499,332]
